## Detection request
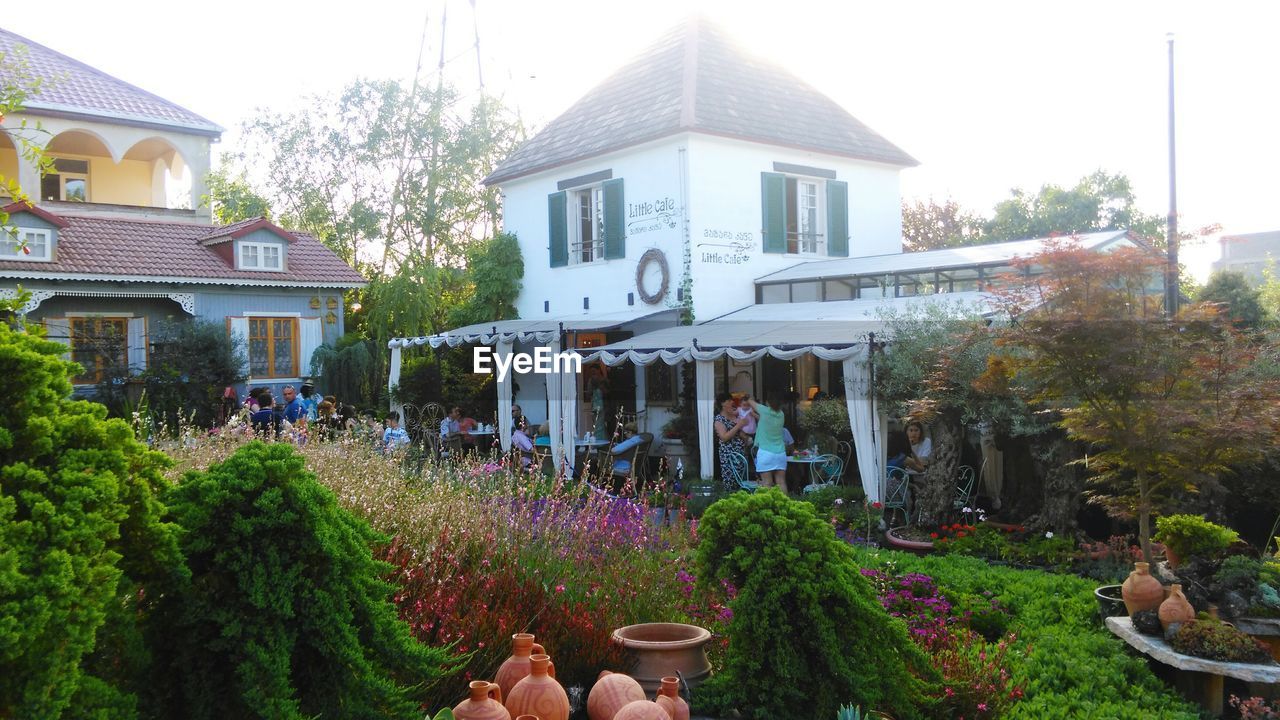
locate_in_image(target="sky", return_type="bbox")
[8,0,1279,280]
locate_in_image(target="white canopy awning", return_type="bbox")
[577,293,995,366]
[388,308,677,349]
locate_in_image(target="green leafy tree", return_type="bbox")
[986,170,1164,244]
[989,239,1280,563]
[447,232,523,327]
[874,301,1043,524]
[0,323,182,718]
[1197,270,1270,330]
[202,162,273,224]
[694,491,938,720]
[1,44,55,229]
[901,197,987,252]
[147,441,459,719]
[310,331,384,407]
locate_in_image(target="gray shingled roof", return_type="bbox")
[0,27,221,136]
[485,18,916,185]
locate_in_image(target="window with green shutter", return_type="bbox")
[548,191,568,267]
[761,172,786,254]
[764,170,847,256]
[602,178,625,259]
[826,180,849,257]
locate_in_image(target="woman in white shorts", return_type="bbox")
[747,393,789,492]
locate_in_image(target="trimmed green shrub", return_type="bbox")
[1155,514,1239,561]
[694,490,938,720]
[147,441,459,719]
[849,547,1200,719]
[0,323,182,718]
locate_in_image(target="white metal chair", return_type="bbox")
[952,465,977,513]
[803,454,843,494]
[723,451,756,492]
[883,466,912,526]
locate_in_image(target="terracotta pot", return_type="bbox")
[613,700,671,720]
[611,623,712,694]
[1163,545,1182,568]
[495,633,547,700]
[1158,584,1196,630]
[514,716,541,720]
[1121,562,1164,615]
[587,671,645,720]
[454,681,511,720]
[505,654,568,720]
[654,676,689,720]
[883,526,935,555]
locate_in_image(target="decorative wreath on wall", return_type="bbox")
[635,248,670,305]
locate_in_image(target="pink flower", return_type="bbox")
[555,584,565,593]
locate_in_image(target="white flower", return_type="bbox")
[962,507,972,514]
[833,498,844,506]
[1045,531,1054,539]
[979,513,988,522]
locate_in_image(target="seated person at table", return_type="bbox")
[783,426,796,455]
[886,432,911,472]
[512,405,529,432]
[382,411,410,452]
[512,426,535,467]
[904,421,932,473]
[609,423,644,474]
[440,406,462,438]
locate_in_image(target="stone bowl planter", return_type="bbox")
[611,623,711,694]
[1094,584,1127,625]
[884,526,935,555]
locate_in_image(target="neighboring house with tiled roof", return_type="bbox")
[0,30,366,394]
[488,16,917,325]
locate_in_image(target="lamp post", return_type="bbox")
[1166,32,1179,317]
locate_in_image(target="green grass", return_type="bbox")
[849,546,1201,720]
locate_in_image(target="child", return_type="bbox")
[382,411,410,452]
[735,396,758,444]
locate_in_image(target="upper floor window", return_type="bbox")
[547,177,625,268]
[571,185,604,264]
[762,170,848,258]
[1,228,53,262]
[239,241,284,271]
[41,158,90,202]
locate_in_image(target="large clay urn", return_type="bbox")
[613,700,671,720]
[611,623,712,693]
[514,716,541,720]
[587,671,645,720]
[1121,562,1164,615]
[505,654,569,720]
[1159,584,1196,630]
[453,681,511,720]
[495,633,546,699]
[654,676,689,720]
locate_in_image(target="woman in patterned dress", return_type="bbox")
[713,393,749,488]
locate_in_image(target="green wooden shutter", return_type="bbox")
[548,191,568,268]
[602,178,625,260]
[761,172,786,254]
[826,179,849,257]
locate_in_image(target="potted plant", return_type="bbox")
[1154,514,1239,567]
[798,398,851,448]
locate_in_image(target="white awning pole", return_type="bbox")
[695,359,716,479]
[388,341,403,419]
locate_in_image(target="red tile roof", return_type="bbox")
[0,204,365,287]
[0,26,221,135]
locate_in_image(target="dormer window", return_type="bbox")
[41,158,90,202]
[239,240,284,271]
[2,228,53,262]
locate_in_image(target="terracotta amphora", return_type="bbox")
[587,670,645,720]
[614,700,672,720]
[515,716,541,720]
[1159,584,1196,630]
[1121,562,1164,615]
[505,654,569,720]
[453,680,511,720]
[495,633,547,699]
[654,676,689,720]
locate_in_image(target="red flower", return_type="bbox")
[930,532,938,539]
[956,531,967,538]
[872,501,883,510]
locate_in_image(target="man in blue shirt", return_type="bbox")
[280,385,307,429]
[299,381,320,422]
[382,411,410,452]
[250,393,282,438]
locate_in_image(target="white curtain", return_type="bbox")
[695,359,716,479]
[387,343,403,418]
[127,317,147,373]
[547,353,564,473]
[299,317,323,380]
[496,340,514,451]
[634,363,647,433]
[844,355,886,503]
[560,360,578,477]
[228,317,250,379]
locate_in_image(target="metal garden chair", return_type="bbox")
[723,451,756,492]
[883,466,912,526]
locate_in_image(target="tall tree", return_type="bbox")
[985,170,1164,244]
[203,162,273,224]
[901,197,987,252]
[0,45,54,229]
[988,239,1280,563]
[1197,270,1271,330]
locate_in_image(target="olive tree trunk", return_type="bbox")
[915,414,961,526]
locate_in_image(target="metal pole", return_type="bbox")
[1166,33,1179,316]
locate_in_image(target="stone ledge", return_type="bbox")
[1105,616,1280,683]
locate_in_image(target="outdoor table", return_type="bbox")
[787,454,821,488]
[1105,616,1280,715]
